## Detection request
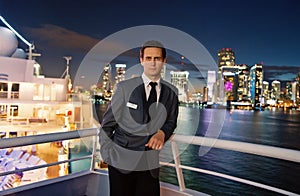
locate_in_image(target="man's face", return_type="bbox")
[140,47,166,80]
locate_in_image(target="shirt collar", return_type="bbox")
[142,73,161,87]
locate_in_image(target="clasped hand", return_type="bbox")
[145,130,165,150]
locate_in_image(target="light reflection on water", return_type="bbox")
[160,107,300,195]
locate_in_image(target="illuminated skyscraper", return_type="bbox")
[115,64,126,84]
[249,64,263,107]
[203,87,208,102]
[262,81,269,105]
[291,81,299,105]
[102,63,113,99]
[285,82,293,100]
[222,67,239,101]
[160,64,166,80]
[271,80,281,101]
[170,71,189,102]
[237,64,249,101]
[207,70,216,102]
[218,48,235,71]
[296,73,300,104]
[217,48,237,104]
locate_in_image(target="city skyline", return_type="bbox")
[1,0,300,89]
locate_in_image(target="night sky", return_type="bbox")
[1,0,300,89]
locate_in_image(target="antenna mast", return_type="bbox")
[62,56,73,92]
[61,56,72,78]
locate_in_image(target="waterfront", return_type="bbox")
[95,104,300,195]
[162,107,300,195]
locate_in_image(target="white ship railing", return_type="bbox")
[162,134,300,196]
[0,128,97,195]
[0,129,300,195]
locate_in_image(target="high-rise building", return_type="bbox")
[296,73,300,105]
[285,82,293,100]
[271,80,281,101]
[237,64,249,101]
[291,81,298,104]
[223,71,239,101]
[203,87,208,102]
[102,63,113,99]
[218,48,235,71]
[217,48,238,104]
[262,81,269,106]
[170,71,189,103]
[249,64,263,107]
[207,70,216,102]
[221,66,239,101]
[160,64,166,80]
[115,64,126,84]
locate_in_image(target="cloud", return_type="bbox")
[24,24,128,54]
[24,24,99,51]
[263,65,299,81]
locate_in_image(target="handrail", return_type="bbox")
[171,134,300,163]
[1,130,300,195]
[0,155,92,178]
[162,134,300,195]
[0,128,99,193]
[0,128,98,149]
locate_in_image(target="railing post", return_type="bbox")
[90,130,98,171]
[171,141,186,191]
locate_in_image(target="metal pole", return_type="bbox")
[90,129,99,172]
[171,141,186,191]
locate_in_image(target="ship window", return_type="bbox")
[0,83,8,98]
[12,83,19,91]
[10,105,18,116]
[0,82,8,91]
[11,83,20,99]
[0,105,7,119]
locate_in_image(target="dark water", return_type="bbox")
[95,105,300,195]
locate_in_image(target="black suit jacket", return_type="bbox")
[99,76,178,172]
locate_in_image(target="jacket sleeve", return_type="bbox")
[99,83,124,161]
[160,88,179,142]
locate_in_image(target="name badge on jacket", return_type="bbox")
[126,102,138,109]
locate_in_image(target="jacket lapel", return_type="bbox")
[159,80,169,104]
[128,78,148,124]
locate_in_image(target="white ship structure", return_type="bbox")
[0,16,94,191]
[0,19,93,136]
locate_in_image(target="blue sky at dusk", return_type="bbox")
[1,0,300,89]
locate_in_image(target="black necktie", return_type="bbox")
[146,81,157,123]
[146,82,158,146]
[148,82,157,108]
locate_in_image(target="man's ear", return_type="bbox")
[140,56,144,66]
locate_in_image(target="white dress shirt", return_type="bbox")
[142,73,161,102]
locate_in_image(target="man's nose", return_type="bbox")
[148,61,156,66]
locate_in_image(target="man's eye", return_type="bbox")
[145,57,152,61]
[154,57,162,61]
